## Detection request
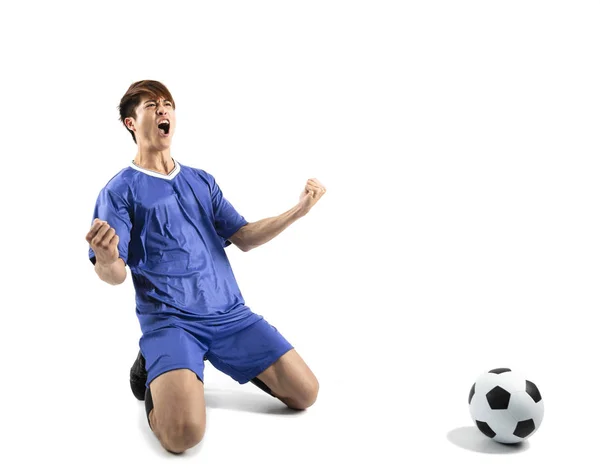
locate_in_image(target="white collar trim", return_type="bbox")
[129,158,181,180]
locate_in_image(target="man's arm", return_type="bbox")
[228,177,326,252]
[95,258,127,285]
[87,219,127,285]
[228,203,305,252]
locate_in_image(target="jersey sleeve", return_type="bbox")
[88,187,133,265]
[208,173,248,248]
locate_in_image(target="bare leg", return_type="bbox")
[147,369,206,454]
[254,349,319,410]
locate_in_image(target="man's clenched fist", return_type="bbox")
[86,218,120,265]
[298,178,326,216]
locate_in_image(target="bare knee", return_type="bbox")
[159,419,205,454]
[285,377,319,410]
[146,368,206,453]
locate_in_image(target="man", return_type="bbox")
[85,80,326,454]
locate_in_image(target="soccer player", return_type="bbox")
[85,80,325,454]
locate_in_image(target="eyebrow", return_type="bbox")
[144,99,171,104]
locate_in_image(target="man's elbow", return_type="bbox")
[230,225,253,252]
[236,241,252,252]
[114,261,128,284]
[94,258,127,285]
[112,269,128,285]
[96,272,126,286]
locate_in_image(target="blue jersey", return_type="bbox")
[88,159,257,334]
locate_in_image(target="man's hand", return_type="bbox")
[86,218,120,265]
[298,178,327,216]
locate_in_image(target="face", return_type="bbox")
[126,95,176,150]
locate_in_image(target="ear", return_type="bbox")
[125,118,136,132]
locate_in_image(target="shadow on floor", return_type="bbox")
[135,386,303,455]
[447,426,530,454]
[203,388,302,415]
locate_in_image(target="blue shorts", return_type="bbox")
[139,315,294,386]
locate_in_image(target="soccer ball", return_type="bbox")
[468,368,544,444]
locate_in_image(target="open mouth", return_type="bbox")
[158,121,171,135]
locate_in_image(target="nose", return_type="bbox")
[156,101,169,115]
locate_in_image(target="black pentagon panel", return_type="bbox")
[468,383,475,404]
[486,386,511,409]
[513,419,535,438]
[475,420,496,438]
[525,380,542,403]
[488,368,511,374]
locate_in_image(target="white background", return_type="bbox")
[1,1,599,474]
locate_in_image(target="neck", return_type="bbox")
[134,148,174,174]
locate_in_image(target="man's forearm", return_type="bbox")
[95,259,127,285]
[239,203,305,251]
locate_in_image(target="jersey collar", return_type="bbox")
[129,158,181,180]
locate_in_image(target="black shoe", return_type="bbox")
[130,351,148,401]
